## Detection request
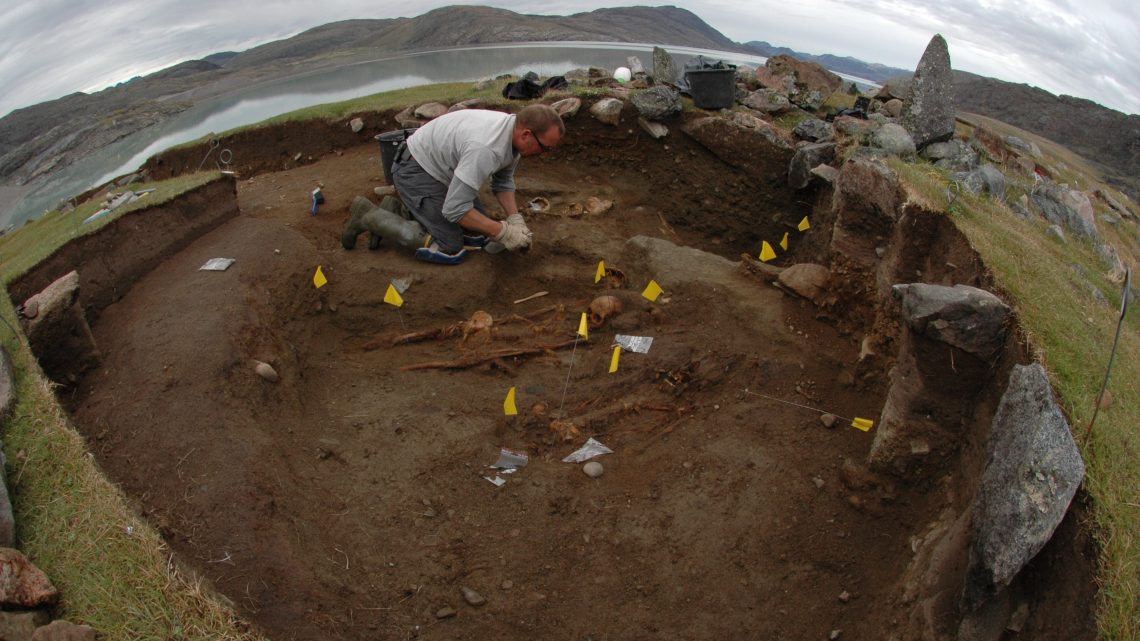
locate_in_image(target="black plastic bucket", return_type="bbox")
[686,69,736,109]
[376,128,418,184]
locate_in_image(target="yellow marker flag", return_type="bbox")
[759,241,777,262]
[779,232,789,251]
[577,312,589,339]
[503,387,518,416]
[798,216,811,232]
[383,283,404,308]
[313,265,328,289]
[851,417,874,432]
[609,345,621,373]
[642,279,663,302]
[595,260,606,284]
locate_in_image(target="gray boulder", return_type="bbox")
[892,283,1011,360]
[876,77,912,101]
[742,89,792,115]
[1030,183,1098,239]
[31,620,97,641]
[550,97,582,119]
[637,117,668,140]
[810,164,840,184]
[0,448,10,549]
[964,363,1085,608]
[922,140,978,171]
[793,118,834,142]
[883,98,903,118]
[652,46,679,85]
[0,549,58,607]
[21,271,100,386]
[901,34,956,149]
[778,264,830,303]
[681,117,794,186]
[626,56,645,75]
[0,611,50,641]
[0,347,13,423]
[632,86,681,120]
[414,102,448,120]
[788,143,837,190]
[589,98,624,126]
[871,123,917,157]
[1004,135,1035,155]
[953,164,1007,199]
[765,55,842,111]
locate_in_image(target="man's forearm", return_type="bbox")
[458,208,506,237]
[495,191,519,218]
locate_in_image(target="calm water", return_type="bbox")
[5,42,872,227]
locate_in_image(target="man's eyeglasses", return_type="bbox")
[530,129,551,154]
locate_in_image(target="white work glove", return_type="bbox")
[492,213,533,251]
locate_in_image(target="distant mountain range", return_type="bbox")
[742,41,909,82]
[2,4,1137,201]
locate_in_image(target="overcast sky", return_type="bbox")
[1,0,1137,119]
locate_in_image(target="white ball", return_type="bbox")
[613,67,632,84]
[583,461,604,478]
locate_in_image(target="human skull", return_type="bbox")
[588,295,623,328]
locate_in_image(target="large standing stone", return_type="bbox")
[681,117,794,186]
[901,35,956,149]
[0,549,58,607]
[589,98,624,126]
[964,363,1085,608]
[892,284,1011,360]
[652,47,679,85]
[631,86,681,120]
[788,143,837,190]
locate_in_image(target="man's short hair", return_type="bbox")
[516,104,565,137]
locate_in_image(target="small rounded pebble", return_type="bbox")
[500,580,513,590]
[254,361,279,382]
[435,607,456,619]
[583,461,604,478]
[820,413,838,429]
[461,586,486,607]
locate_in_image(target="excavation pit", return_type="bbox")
[11,107,1096,641]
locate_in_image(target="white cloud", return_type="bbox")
[1,0,1137,117]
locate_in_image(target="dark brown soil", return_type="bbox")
[58,108,1095,641]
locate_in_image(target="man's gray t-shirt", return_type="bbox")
[406,110,520,222]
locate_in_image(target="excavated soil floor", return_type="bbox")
[61,112,1094,641]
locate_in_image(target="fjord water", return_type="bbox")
[6,42,868,227]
